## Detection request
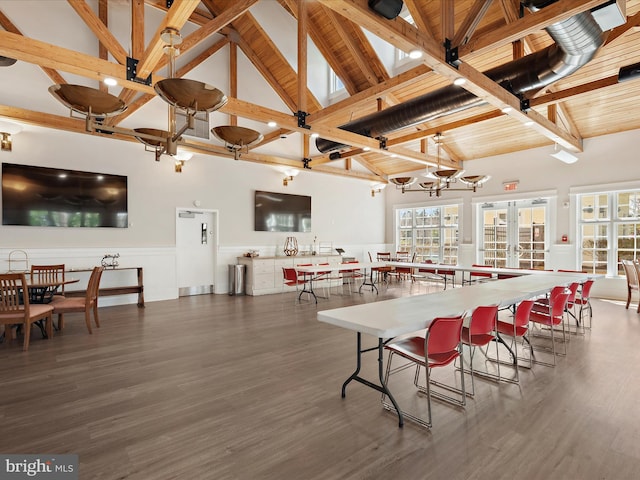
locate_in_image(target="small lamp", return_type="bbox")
[173,150,193,173]
[283,168,299,186]
[0,120,23,152]
[371,182,387,197]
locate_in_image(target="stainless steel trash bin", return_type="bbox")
[229,264,246,295]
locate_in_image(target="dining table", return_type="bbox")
[317,271,593,427]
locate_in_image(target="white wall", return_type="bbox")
[0,126,387,301]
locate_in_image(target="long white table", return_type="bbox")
[317,272,592,427]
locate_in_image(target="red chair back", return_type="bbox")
[426,315,464,364]
[470,264,493,279]
[469,304,498,335]
[566,282,580,307]
[550,292,571,320]
[282,267,297,283]
[514,300,535,328]
[579,279,594,301]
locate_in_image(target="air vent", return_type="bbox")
[176,110,210,139]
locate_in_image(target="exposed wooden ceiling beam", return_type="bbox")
[0,9,66,85]
[0,30,155,95]
[311,64,432,124]
[317,0,594,152]
[222,97,434,166]
[135,0,200,79]
[67,0,128,65]
[604,9,640,46]
[403,0,436,40]
[388,110,504,146]
[131,0,145,59]
[530,74,620,107]
[152,0,257,74]
[453,0,494,46]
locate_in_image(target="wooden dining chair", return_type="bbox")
[0,273,54,351]
[29,264,66,304]
[621,260,639,312]
[51,266,104,333]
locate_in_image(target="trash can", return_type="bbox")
[229,264,246,296]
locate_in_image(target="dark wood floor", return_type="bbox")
[2,282,640,480]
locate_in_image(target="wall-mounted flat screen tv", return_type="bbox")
[254,190,311,232]
[2,163,128,228]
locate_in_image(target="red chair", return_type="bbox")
[282,267,311,303]
[574,279,594,329]
[462,264,494,286]
[368,252,392,285]
[341,261,363,293]
[461,304,499,394]
[383,315,465,428]
[495,299,535,382]
[388,252,413,282]
[531,285,566,313]
[411,260,455,290]
[529,289,570,366]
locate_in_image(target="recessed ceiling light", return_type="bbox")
[453,77,466,86]
[267,121,277,127]
[408,49,423,59]
[103,77,118,86]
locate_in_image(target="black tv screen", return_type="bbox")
[254,190,311,232]
[2,163,128,228]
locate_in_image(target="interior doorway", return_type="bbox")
[176,208,218,296]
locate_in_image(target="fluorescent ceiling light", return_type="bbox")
[550,147,578,164]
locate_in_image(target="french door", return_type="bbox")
[479,199,548,269]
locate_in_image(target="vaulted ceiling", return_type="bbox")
[1,0,639,185]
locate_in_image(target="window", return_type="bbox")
[329,69,344,95]
[395,7,416,63]
[578,190,640,275]
[396,205,459,263]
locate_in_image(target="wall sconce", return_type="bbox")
[0,120,23,152]
[173,150,193,173]
[283,169,299,186]
[371,182,387,197]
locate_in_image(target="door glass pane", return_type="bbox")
[482,209,507,267]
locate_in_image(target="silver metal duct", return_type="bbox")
[316,0,606,154]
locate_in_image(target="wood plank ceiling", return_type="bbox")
[0,0,639,184]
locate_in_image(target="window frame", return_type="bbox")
[395,202,460,264]
[576,186,640,276]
